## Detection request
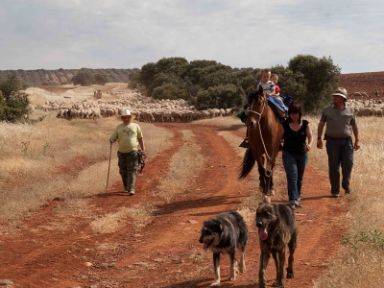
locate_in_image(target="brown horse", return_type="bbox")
[240,87,283,196]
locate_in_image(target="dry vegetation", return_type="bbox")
[0,115,172,226]
[155,129,206,203]
[306,116,384,287]
[90,204,153,234]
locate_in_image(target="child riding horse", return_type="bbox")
[240,87,284,196]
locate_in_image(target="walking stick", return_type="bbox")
[105,142,113,192]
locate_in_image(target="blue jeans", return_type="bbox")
[326,137,354,194]
[267,96,288,113]
[118,151,139,192]
[283,151,308,202]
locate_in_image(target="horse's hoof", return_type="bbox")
[272,281,284,288]
[287,268,294,279]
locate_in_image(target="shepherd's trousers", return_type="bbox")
[117,151,138,192]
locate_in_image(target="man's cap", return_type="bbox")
[121,109,132,117]
[332,87,348,100]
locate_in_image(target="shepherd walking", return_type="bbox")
[317,87,360,197]
[110,109,145,195]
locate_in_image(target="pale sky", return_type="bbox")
[1,0,383,73]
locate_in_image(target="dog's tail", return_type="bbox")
[239,148,255,179]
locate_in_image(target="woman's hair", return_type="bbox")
[288,103,302,122]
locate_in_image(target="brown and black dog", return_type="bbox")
[256,202,297,288]
[199,211,248,286]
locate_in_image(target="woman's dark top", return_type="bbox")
[283,120,309,154]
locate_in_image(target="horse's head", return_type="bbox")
[248,86,268,121]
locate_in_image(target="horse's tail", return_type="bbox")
[239,148,255,179]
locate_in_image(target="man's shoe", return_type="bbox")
[239,139,249,148]
[288,201,296,210]
[128,190,135,195]
[345,188,352,194]
[331,193,340,198]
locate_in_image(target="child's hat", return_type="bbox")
[121,109,132,116]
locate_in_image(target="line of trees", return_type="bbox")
[130,55,340,112]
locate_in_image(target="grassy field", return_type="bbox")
[0,114,172,227]
[307,116,384,288]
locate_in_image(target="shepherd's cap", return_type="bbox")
[332,87,348,100]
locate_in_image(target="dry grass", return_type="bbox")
[304,116,384,287]
[156,129,206,203]
[0,115,172,225]
[90,204,153,234]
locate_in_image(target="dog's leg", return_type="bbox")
[258,245,270,288]
[229,251,237,281]
[271,250,279,278]
[273,249,286,288]
[211,252,221,287]
[239,247,246,273]
[287,233,297,279]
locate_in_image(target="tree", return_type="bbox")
[133,55,341,112]
[288,55,340,112]
[0,75,29,122]
[152,83,187,100]
[94,73,108,85]
[194,84,241,109]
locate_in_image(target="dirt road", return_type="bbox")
[0,123,348,288]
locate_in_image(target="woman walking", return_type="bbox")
[282,103,312,208]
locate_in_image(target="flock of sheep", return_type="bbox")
[40,88,234,122]
[30,85,384,122]
[348,99,384,116]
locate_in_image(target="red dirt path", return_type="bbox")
[0,123,349,288]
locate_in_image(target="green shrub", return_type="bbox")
[152,83,187,100]
[0,75,30,122]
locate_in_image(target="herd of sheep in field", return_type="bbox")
[26,84,384,123]
[27,84,234,122]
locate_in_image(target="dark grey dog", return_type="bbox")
[256,202,297,288]
[199,211,248,286]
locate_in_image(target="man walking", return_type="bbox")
[110,109,145,195]
[317,87,360,197]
